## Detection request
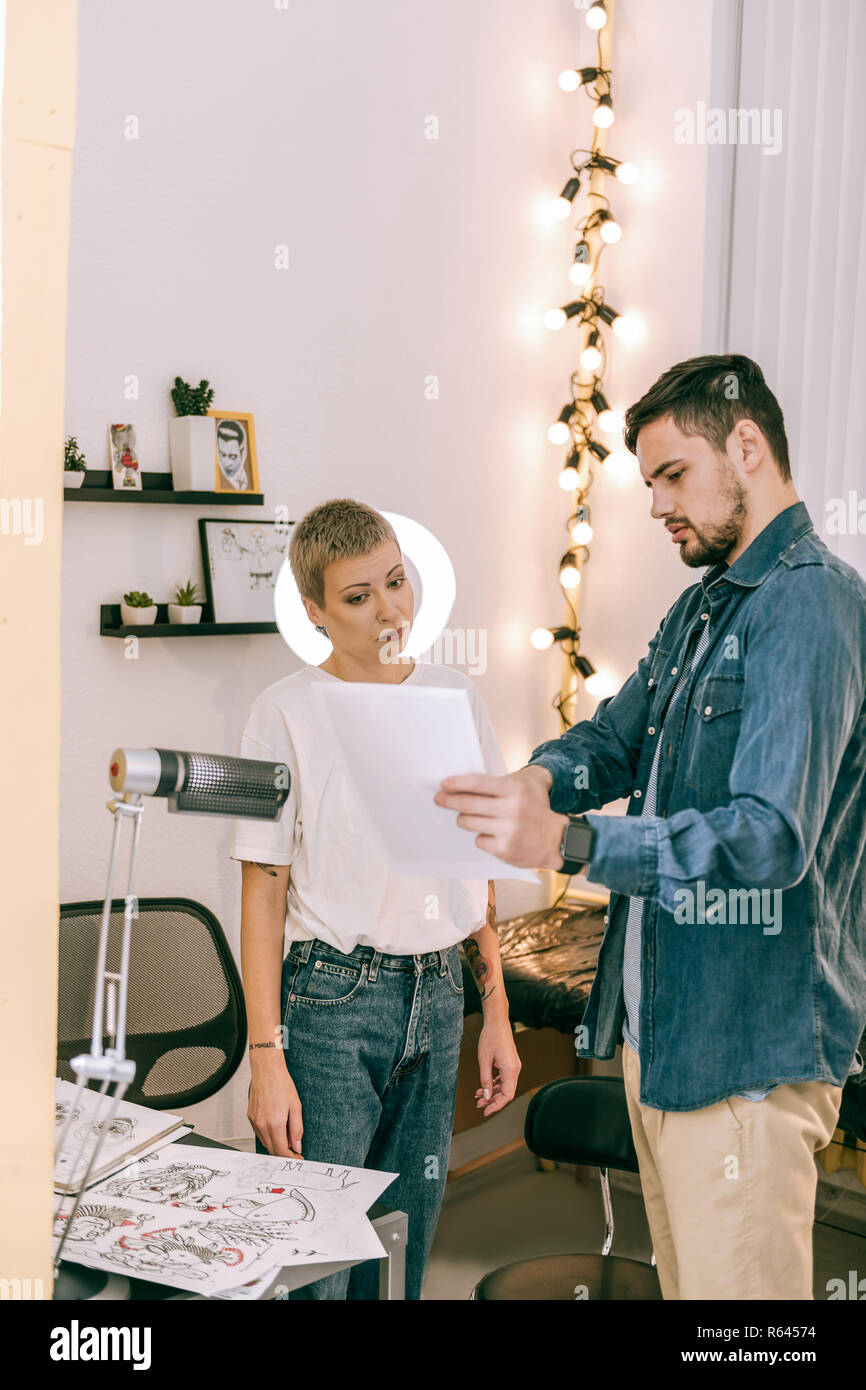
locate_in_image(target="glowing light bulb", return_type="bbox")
[597,408,618,432]
[593,95,614,129]
[552,197,573,220]
[544,307,567,331]
[558,69,580,92]
[571,520,594,546]
[560,564,582,590]
[531,627,554,650]
[585,669,619,699]
[616,162,638,184]
[569,259,592,287]
[548,421,571,445]
[612,312,646,346]
[585,1,607,30]
[558,465,580,491]
[604,451,637,480]
[599,217,622,244]
[581,343,602,370]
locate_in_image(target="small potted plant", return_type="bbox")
[168,376,216,492]
[168,578,204,625]
[64,436,88,488]
[120,590,158,626]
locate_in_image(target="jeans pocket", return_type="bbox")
[289,949,367,1006]
[444,946,465,997]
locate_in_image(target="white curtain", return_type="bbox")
[704,0,866,580]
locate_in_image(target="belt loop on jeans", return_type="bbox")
[438,948,447,976]
[294,938,313,963]
[368,949,382,982]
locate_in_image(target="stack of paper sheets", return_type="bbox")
[54,1078,192,1193]
[52,1140,397,1298]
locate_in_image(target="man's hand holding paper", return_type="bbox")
[434,764,574,874]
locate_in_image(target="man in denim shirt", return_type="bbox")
[436,354,866,1298]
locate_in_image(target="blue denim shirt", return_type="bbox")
[528,502,866,1110]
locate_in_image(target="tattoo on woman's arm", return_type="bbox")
[465,936,497,1002]
[253,862,278,877]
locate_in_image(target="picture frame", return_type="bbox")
[108,423,142,491]
[207,410,260,494]
[198,517,294,624]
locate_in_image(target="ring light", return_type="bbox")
[274,511,457,665]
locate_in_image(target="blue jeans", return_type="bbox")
[254,936,465,1299]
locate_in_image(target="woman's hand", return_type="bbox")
[248,1054,304,1156]
[475,1014,522,1117]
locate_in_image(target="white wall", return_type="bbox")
[62,0,712,1143]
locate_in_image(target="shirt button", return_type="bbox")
[701,612,709,620]
[671,667,678,675]
[648,726,656,735]
[648,677,655,687]
[603,914,609,924]
[633,789,642,798]
[704,705,712,715]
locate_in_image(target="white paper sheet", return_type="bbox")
[311,682,540,882]
[53,1142,397,1297]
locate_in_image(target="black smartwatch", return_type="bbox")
[558,813,595,874]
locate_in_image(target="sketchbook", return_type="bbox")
[52,1141,398,1297]
[54,1078,191,1194]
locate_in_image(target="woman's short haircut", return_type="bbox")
[289,497,399,607]
[623,354,791,482]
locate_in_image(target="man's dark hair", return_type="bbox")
[217,419,245,446]
[623,354,791,482]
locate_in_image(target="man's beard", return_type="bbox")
[677,464,747,568]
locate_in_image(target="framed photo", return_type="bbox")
[198,518,294,623]
[108,423,142,490]
[207,410,259,494]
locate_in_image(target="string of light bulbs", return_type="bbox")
[531,0,641,730]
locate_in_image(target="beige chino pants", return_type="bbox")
[621,1040,843,1299]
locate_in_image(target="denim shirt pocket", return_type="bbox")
[683,672,746,801]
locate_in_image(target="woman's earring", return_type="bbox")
[315,624,329,637]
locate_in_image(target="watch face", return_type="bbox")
[564,821,594,863]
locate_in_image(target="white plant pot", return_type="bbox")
[169,415,216,492]
[168,604,203,624]
[120,602,158,626]
[64,470,86,488]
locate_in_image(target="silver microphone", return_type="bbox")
[108,747,290,820]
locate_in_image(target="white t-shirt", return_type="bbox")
[229,662,509,955]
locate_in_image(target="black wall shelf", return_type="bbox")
[100,603,279,638]
[65,471,264,505]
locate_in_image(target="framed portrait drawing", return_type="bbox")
[198,518,294,623]
[208,410,260,494]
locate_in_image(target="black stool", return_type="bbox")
[471,1075,662,1300]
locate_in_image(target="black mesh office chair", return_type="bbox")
[471,1075,662,1300]
[57,897,247,1109]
